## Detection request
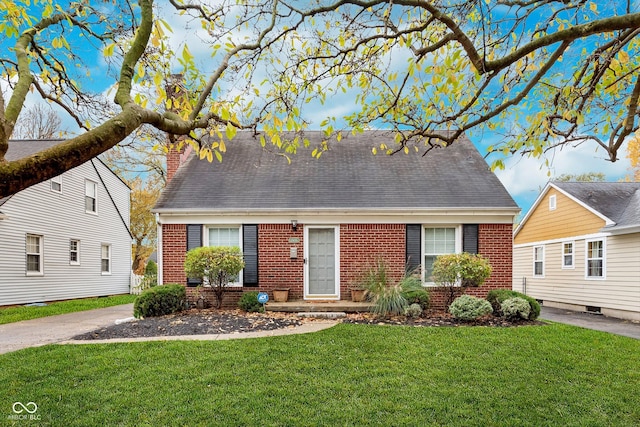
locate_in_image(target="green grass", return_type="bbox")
[1,323,638,426]
[0,294,136,325]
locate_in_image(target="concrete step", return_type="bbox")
[265,300,372,313]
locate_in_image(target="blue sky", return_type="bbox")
[2,1,634,217]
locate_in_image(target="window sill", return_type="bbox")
[25,272,44,277]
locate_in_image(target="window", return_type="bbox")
[424,227,458,282]
[562,242,574,269]
[70,239,80,265]
[26,234,43,275]
[208,227,240,247]
[101,244,111,274]
[51,175,62,193]
[533,246,544,277]
[549,194,557,211]
[85,180,97,213]
[586,239,605,278]
[206,227,241,284]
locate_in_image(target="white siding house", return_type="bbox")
[0,140,131,306]
[513,182,640,321]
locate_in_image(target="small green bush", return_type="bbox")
[501,297,531,320]
[144,260,157,276]
[133,284,186,318]
[449,295,493,321]
[404,303,423,318]
[238,291,264,313]
[486,289,540,320]
[399,272,430,310]
[431,252,492,307]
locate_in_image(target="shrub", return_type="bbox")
[360,261,429,317]
[399,271,430,310]
[133,284,186,318]
[486,289,540,320]
[501,297,531,320]
[184,246,245,309]
[404,303,423,318]
[448,295,493,321]
[144,260,157,276]
[238,291,264,313]
[431,253,492,308]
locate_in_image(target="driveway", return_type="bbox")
[541,306,640,340]
[0,304,134,354]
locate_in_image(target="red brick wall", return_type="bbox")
[340,224,405,300]
[160,221,513,309]
[257,224,305,300]
[161,224,187,285]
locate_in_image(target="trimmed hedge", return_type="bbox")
[133,284,186,318]
[486,289,540,320]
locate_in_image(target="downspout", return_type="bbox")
[156,213,163,285]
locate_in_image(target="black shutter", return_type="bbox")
[463,224,479,254]
[406,224,421,272]
[243,225,258,287]
[186,224,202,286]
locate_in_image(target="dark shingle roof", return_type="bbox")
[155,130,518,212]
[552,181,640,230]
[5,139,65,161]
[1,139,65,206]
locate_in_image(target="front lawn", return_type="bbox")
[1,323,638,426]
[0,294,136,325]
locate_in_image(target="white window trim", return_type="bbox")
[585,238,606,280]
[549,194,557,211]
[101,244,111,275]
[85,179,98,214]
[70,239,81,265]
[422,225,462,286]
[204,225,243,286]
[51,175,62,193]
[26,234,44,276]
[561,241,574,270]
[533,245,545,278]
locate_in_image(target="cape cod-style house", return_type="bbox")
[153,130,519,308]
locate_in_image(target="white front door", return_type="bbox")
[304,226,339,299]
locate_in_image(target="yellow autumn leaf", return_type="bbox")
[619,50,630,64]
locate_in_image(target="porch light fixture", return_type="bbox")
[291,220,298,231]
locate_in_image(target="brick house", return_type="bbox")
[154,130,519,309]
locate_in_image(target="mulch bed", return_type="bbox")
[72,309,544,341]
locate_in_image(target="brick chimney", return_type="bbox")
[165,74,190,183]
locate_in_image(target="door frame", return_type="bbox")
[303,225,340,300]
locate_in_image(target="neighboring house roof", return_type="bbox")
[155,130,518,213]
[552,181,640,233]
[1,139,66,207]
[515,181,640,236]
[2,139,131,233]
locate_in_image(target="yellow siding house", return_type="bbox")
[513,182,640,321]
